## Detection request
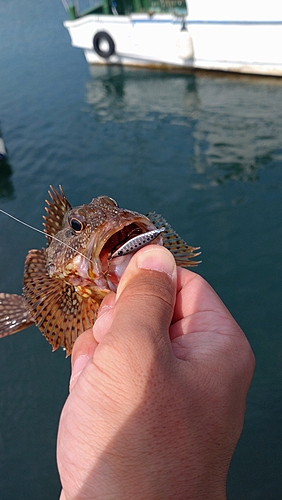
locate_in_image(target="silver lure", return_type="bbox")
[111,227,166,258]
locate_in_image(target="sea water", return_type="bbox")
[0,1,282,498]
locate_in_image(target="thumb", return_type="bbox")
[70,245,177,390]
[93,245,177,352]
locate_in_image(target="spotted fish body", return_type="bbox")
[0,186,200,356]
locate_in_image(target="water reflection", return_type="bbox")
[86,65,196,123]
[86,66,282,185]
[0,131,14,199]
[0,158,13,199]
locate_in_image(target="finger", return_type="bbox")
[72,246,177,386]
[173,267,234,323]
[93,292,116,343]
[70,294,117,387]
[103,245,177,361]
[116,244,176,300]
[172,268,247,348]
[70,328,98,391]
[97,291,116,316]
[170,270,255,383]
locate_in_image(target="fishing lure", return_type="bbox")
[111,227,166,258]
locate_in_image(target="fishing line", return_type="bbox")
[0,208,164,265]
[0,208,93,264]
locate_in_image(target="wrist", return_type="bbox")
[80,435,228,500]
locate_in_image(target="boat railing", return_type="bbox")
[61,0,187,18]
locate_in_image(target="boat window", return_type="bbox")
[66,0,187,16]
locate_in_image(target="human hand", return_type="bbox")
[57,245,255,500]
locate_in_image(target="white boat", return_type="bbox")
[62,0,282,76]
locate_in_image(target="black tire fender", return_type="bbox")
[93,31,115,58]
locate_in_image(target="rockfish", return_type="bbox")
[0,186,200,356]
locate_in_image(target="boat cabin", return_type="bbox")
[64,0,187,18]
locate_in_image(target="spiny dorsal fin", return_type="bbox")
[43,185,72,244]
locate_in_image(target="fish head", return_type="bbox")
[46,194,162,300]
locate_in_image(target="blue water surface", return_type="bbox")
[0,1,282,498]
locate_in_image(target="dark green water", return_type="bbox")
[0,1,282,498]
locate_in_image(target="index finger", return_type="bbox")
[172,268,231,323]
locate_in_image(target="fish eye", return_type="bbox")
[68,215,85,233]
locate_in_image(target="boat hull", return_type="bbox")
[64,14,194,69]
[64,7,282,76]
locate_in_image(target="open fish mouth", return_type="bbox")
[89,217,163,292]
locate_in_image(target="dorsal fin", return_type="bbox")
[42,185,72,243]
[147,212,201,267]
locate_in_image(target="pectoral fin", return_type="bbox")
[0,293,34,337]
[23,248,99,356]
